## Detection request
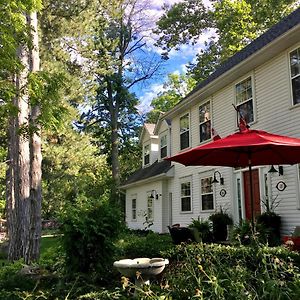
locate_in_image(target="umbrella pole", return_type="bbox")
[248,163,255,228]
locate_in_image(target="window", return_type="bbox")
[199,101,211,142]
[147,192,154,221]
[181,181,192,212]
[160,134,167,159]
[235,77,254,123]
[180,113,190,150]
[132,198,137,221]
[144,144,150,165]
[201,177,214,211]
[290,47,300,105]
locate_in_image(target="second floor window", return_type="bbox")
[144,144,150,165]
[199,101,211,143]
[160,134,167,159]
[181,181,192,212]
[132,198,137,221]
[201,177,214,211]
[236,77,254,124]
[180,113,190,150]
[290,47,300,105]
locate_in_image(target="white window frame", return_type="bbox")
[289,46,300,106]
[179,113,190,150]
[147,192,154,221]
[297,164,300,209]
[143,143,150,166]
[131,197,137,221]
[180,177,192,213]
[199,100,211,143]
[160,131,168,159]
[235,76,255,125]
[200,176,214,212]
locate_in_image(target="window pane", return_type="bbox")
[180,114,189,132]
[144,154,149,165]
[161,146,167,158]
[290,49,300,78]
[181,197,191,211]
[202,194,214,210]
[292,76,300,105]
[181,182,191,196]
[237,99,254,123]
[236,77,252,105]
[144,144,150,165]
[199,102,210,123]
[201,177,212,193]
[180,131,189,149]
[200,120,211,142]
[160,135,167,147]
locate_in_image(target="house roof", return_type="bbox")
[144,123,155,135]
[163,7,300,118]
[120,160,173,187]
[139,123,157,145]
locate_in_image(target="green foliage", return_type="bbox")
[159,243,300,299]
[156,0,299,81]
[42,118,110,219]
[115,230,173,259]
[209,210,233,241]
[146,73,196,123]
[60,196,125,281]
[188,218,213,243]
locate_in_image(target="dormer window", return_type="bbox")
[235,77,254,123]
[144,144,150,166]
[160,133,167,159]
[290,47,300,105]
[180,113,190,150]
[199,101,211,143]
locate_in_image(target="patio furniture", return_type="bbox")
[168,225,199,245]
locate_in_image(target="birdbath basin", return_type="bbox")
[113,257,169,287]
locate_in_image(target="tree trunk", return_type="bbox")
[26,11,42,263]
[7,39,31,261]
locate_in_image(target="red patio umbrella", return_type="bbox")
[165,128,300,224]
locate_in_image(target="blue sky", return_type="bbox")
[132,0,213,113]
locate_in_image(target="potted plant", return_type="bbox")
[188,217,213,243]
[257,196,281,246]
[209,209,233,242]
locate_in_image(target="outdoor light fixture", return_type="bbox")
[268,165,278,173]
[278,166,284,176]
[149,190,161,200]
[212,171,224,185]
[149,190,156,200]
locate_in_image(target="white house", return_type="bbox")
[121,8,300,235]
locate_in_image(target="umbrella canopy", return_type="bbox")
[166,129,300,167]
[166,128,300,225]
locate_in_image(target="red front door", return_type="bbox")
[243,169,261,220]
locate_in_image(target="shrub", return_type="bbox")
[158,243,300,299]
[60,197,125,281]
[115,230,173,259]
[257,212,281,246]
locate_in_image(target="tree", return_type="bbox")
[156,0,299,81]
[79,0,162,201]
[146,73,196,123]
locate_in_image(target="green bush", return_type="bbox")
[60,197,125,281]
[115,230,173,259]
[158,243,300,299]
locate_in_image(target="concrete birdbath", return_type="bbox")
[113,257,169,288]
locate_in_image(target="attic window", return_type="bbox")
[290,47,300,105]
[144,144,150,165]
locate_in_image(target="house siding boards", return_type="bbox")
[122,9,300,235]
